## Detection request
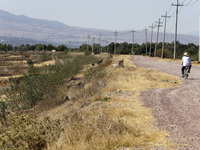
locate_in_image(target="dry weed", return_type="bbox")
[46,54,180,150]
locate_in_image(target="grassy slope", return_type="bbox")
[41,54,182,150]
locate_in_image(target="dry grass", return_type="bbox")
[33,59,55,67]
[41,54,182,150]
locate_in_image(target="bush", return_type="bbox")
[27,59,34,66]
[93,50,100,54]
[40,52,52,62]
[190,54,198,61]
[0,101,8,125]
[55,50,69,59]
[84,49,91,56]
[0,112,63,150]
[157,49,173,58]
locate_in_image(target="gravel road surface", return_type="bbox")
[131,55,200,150]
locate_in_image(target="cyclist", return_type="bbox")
[181,52,191,77]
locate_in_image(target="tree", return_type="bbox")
[79,44,91,52]
[18,45,28,51]
[35,44,46,51]
[108,42,115,54]
[92,44,100,54]
[57,45,68,51]
[27,45,36,51]
[108,42,120,54]
[186,43,198,55]
[46,44,56,51]
[118,42,131,54]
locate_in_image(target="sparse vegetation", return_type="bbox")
[83,49,91,56]
[101,97,111,101]
[0,53,183,150]
[40,52,52,62]
[4,54,100,111]
[46,55,181,150]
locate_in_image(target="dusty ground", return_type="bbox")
[131,55,200,150]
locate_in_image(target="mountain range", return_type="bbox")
[0,9,198,47]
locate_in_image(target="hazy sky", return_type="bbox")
[0,0,199,35]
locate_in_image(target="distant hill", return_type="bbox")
[0,9,198,47]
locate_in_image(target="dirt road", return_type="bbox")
[131,55,200,150]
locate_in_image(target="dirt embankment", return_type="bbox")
[131,55,200,150]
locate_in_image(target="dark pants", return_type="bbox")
[181,65,192,75]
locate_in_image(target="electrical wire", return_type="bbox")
[184,0,193,6]
[178,12,200,26]
[167,5,172,14]
[180,0,187,4]
[184,0,199,6]
[179,6,183,13]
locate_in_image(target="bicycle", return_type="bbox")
[183,66,190,79]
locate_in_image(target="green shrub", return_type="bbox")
[93,50,100,54]
[84,49,91,56]
[27,59,34,66]
[101,97,111,102]
[157,49,173,58]
[6,55,99,111]
[55,51,69,59]
[190,54,198,61]
[40,52,52,62]
[0,101,8,125]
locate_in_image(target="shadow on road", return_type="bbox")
[186,78,200,81]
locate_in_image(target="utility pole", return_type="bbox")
[143,27,149,56]
[149,23,156,56]
[87,35,90,50]
[131,29,136,55]
[91,37,95,54]
[114,30,118,54]
[161,11,170,59]
[154,18,163,57]
[99,33,102,53]
[172,0,183,59]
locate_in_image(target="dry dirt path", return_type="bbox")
[131,55,200,150]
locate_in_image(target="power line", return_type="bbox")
[167,5,173,14]
[184,0,199,6]
[180,0,187,4]
[169,11,176,18]
[184,0,193,5]
[178,12,200,26]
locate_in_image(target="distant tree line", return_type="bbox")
[0,43,69,53]
[79,41,199,61]
[0,41,199,61]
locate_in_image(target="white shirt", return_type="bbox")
[182,56,191,66]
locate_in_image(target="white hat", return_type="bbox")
[183,52,188,56]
